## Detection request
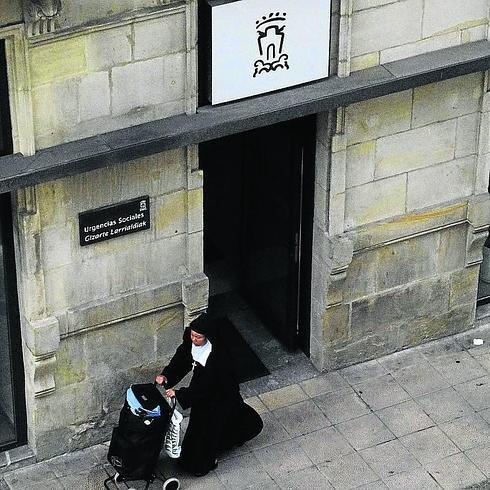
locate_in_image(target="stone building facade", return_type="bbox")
[0,0,489,461]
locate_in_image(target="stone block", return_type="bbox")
[449,267,479,307]
[118,149,186,199]
[84,315,158,378]
[375,119,457,179]
[187,188,203,234]
[30,37,87,87]
[187,231,203,275]
[351,277,450,335]
[31,79,79,148]
[422,0,488,38]
[78,72,111,122]
[345,90,412,146]
[315,140,329,191]
[479,111,490,155]
[163,52,186,102]
[375,232,439,291]
[36,181,68,228]
[456,113,480,158]
[24,316,60,358]
[322,304,350,344]
[406,155,476,211]
[350,52,380,72]
[437,224,468,274]
[134,13,186,61]
[468,194,490,228]
[41,224,75,271]
[86,25,132,72]
[412,73,483,128]
[54,335,86,389]
[345,174,406,229]
[156,313,185,360]
[344,249,377,302]
[462,24,488,43]
[145,234,187,283]
[346,140,376,188]
[397,302,476,348]
[330,149,347,196]
[475,153,490,195]
[182,273,208,313]
[353,201,468,251]
[154,190,187,240]
[43,259,111,313]
[111,58,166,116]
[351,0,423,57]
[380,31,460,64]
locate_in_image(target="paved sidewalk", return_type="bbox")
[3,323,490,489]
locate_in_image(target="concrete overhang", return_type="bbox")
[1,40,490,192]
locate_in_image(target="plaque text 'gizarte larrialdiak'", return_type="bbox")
[79,196,150,246]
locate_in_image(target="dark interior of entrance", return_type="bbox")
[200,117,315,379]
[0,40,26,452]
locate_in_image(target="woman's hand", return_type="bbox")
[155,375,167,385]
[166,388,176,398]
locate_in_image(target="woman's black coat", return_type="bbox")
[161,327,263,474]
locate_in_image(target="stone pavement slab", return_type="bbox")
[384,467,441,489]
[313,388,370,424]
[465,445,490,477]
[297,426,354,465]
[335,413,395,451]
[353,374,411,410]
[272,399,330,437]
[399,426,460,464]
[440,414,490,451]
[359,439,421,479]
[375,399,434,437]
[318,452,379,489]
[3,324,490,489]
[390,362,451,396]
[415,387,475,423]
[426,453,486,490]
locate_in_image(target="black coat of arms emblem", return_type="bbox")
[253,12,290,77]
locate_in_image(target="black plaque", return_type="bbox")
[79,196,150,246]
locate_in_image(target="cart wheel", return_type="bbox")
[163,477,180,490]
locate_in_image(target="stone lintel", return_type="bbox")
[1,41,489,192]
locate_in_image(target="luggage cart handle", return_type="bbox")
[154,380,177,408]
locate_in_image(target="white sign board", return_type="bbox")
[210,0,331,105]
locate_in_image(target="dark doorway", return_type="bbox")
[200,117,315,356]
[0,40,13,157]
[0,193,26,452]
[0,39,26,452]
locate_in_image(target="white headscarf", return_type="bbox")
[191,339,212,367]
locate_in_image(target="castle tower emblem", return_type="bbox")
[253,12,290,77]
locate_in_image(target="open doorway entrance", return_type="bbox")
[0,40,26,452]
[200,117,315,378]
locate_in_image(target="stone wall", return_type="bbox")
[13,145,206,459]
[0,0,22,27]
[28,1,196,149]
[311,71,490,371]
[349,0,489,71]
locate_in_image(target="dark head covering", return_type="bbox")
[189,313,210,337]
